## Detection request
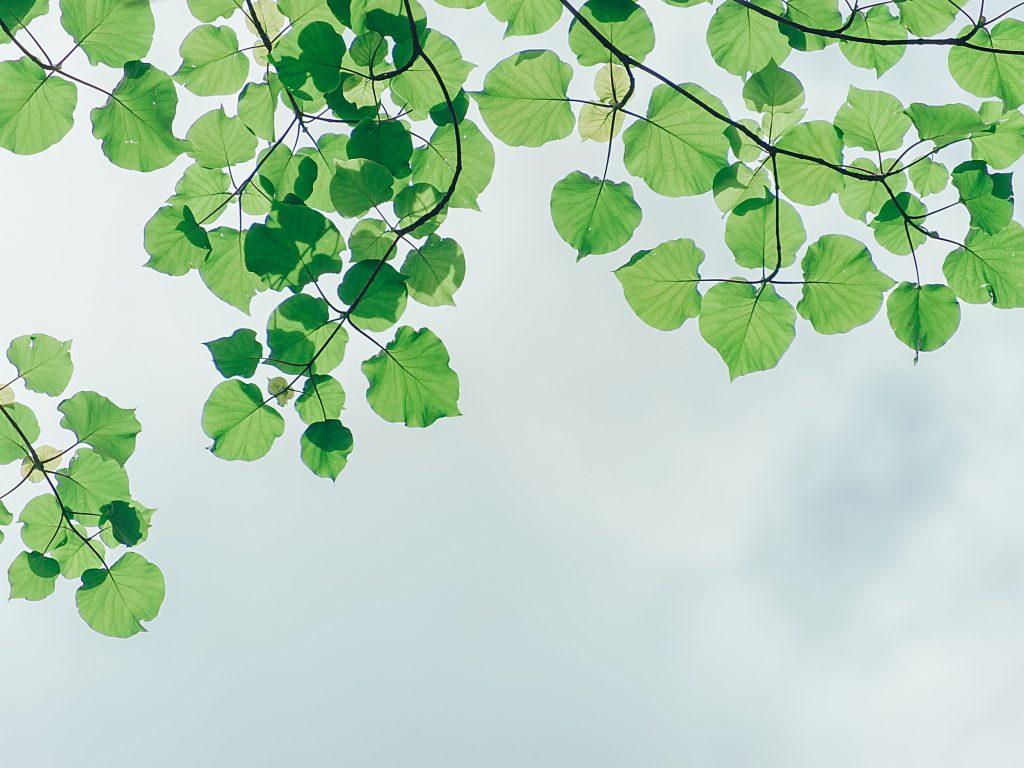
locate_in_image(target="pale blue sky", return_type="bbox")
[2,3,1023,766]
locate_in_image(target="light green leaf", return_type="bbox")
[59,0,155,67]
[330,158,395,217]
[8,551,59,601]
[19,495,65,553]
[411,119,495,210]
[775,120,844,205]
[484,0,562,36]
[76,552,165,638]
[143,205,211,276]
[567,0,655,66]
[838,158,907,221]
[943,221,1024,307]
[295,375,345,425]
[57,391,140,465]
[91,62,182,171]
[905,102,984,144]
[202,379,285,460]
[951,160,1014,234]
[55,449,131,518]
[706,0,790,75]
[797,234,894,334]
[948,20,1024,109]
[622,82,730,196]
[870,192,927,255]
[0,58,77,155]
[886,282,960,353]
[392,31,473,112]
[266,294,349,375]
[473,50,574,147]
[908,157,948,197]
[834,86,910,151]
[840,7,906,76]
[300,419,354,480]
[724,195,805,270]
[362,326,460,427]
[186,107,258,168]
[614,238,703,331]
[238,82,276,140]
[698,282,796,379]
[175,24,249,96]
[401,235,466,307]
[897,0,957,36]
[0,403,39,465]
[8,334,72,396]
[550,171,642,259]
[199,228,266,313]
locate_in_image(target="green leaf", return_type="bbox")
[143,205,212,276]
[0,58,77,155]
[57,391,141,465]
[782,0,840,51]
[348,118,413,176]
[362,326,460,427]
[724,195,805,270]
[896,0,957,36]
[614,238,703,331]
[76,552,165,638]
[834,87,911,151]
[950,160,1014,234]
[411,119,495,210]
[567,0,655,66]
[245,202,344,290]
[175,24,249,96]
[238,82,276,140]
[186,107,258,168]
[886,282,960,353]
[698,282,796,379]
[8,551,59,602]
[840,7,906,76]
[330,158,395,217]
[202,379,285,460]
[907,157,948,197]
[266,294,349,375]
[19,495,65,553]
[392,31,473,112]
[394,183,447,237]
[906,102,984,144]
[473,50,574,147]
[948,20,1024,109]
[349,219,398,262]
[8,334,73,396]
[59,0,155,67]
[91,62,182,171]
[200,227,267,313]
[99,500,150,547]
[838,158,907,221]
[274,20,346,94]
[401,235,466,307]
[775,121,844,205]
[205,328,263,378]
[484,0,562,36]
[51,525,105,579]
[971,108,1024,169]
[943,221,1024,307]
[550,171,642,259]
[870,192,927,255]
[169,164,231,223]
[300,419,354,480]
[0,1,51,44]
[55,449,131,518]
[187,0,242,22]
[295,375,345,424]
[338,261,409,330]
[797,234,894,334]
[706,0,790,76]
[622,82,730,196]
[0,403,39,465]
[742,60,805,136]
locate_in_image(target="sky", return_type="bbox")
[2,2,1024,766]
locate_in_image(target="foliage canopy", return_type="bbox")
[0,0,1022,634]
